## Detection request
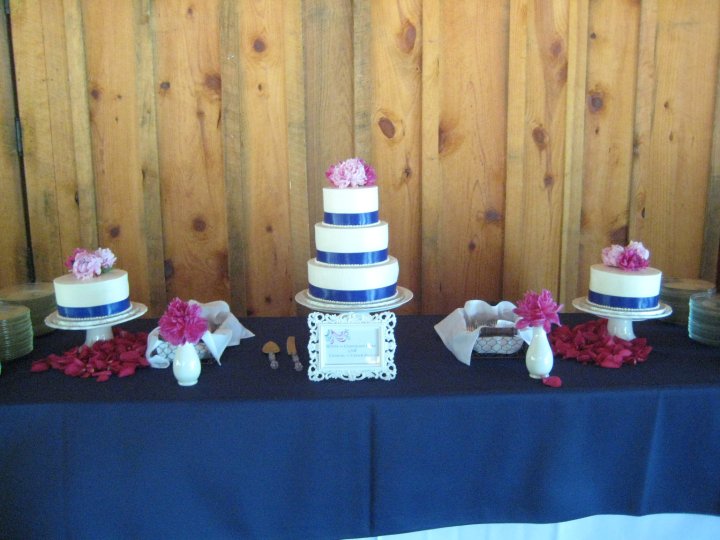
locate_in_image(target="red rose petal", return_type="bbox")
[542,376,562,387]
[31,331,149,381]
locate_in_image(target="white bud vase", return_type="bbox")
[173,342,201,386]
[526,326,553,379]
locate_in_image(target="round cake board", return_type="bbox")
[572,297,672,340]
[295,287,413,314]
[45,302,147,346]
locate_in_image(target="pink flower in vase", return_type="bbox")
[513,289,563,333]
[325,158,377,188]
[158,298,208,346]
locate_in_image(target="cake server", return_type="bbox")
[262,341,280,369]
[286,336,303,371]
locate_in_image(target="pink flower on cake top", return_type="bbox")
[601,241,650,271]
[325,157,377,188]
[158,297,208,346]
[64,247,117,280]
[513,289,563,333]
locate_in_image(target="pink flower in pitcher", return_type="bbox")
[158,298,208,346]
[514,289,563,333]
[325,158,377,188]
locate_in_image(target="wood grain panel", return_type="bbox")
[630,0,720,279]
[236,0,294,316]
[0,4,27,286]
[82,0,165,314]
[12,0,79,280]
[155,0,229,305]
[576,0,640,297]
[284,0,311,301]
[303,0,354,231]
[559,0,588,309]
[371,0,422,314]
[63,0,97,251]
[426,0,509,313]
[5,1,720,317]
[420,0,441,312]
[504,0,568,302]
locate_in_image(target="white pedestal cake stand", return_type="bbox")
[295,286,413,314]
[572,297,672,340]
[44,302,148,346]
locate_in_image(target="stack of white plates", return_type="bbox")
[660,277,716,326]
[689,292,720,347]
[0,283,56,336]
[0,303,34,361]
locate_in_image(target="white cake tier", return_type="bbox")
[323,186,379,225]
[315,221,389,265]
[588,264,662,310]
[308,257,399,303]
[53,269,131,319]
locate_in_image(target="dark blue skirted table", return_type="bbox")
[1,314,719,539]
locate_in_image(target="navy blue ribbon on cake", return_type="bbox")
[309,285,396,303]
[316,249,388,265]
[588,291,659,310]
[57,298,131,318]
[324,211,379,226]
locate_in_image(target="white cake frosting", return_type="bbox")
[53,269,131,319]
[315,221,388,263]
[588,264,662,310]
[308,185,398,303]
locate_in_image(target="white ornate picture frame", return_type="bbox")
[307,311,397,381]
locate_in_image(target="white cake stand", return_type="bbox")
[44,302,148,346]
[572,297,672,340]
[295,287,413,314]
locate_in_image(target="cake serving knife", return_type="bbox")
[286,336,303,371]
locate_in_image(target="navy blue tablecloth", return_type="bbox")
[1,314,719,539]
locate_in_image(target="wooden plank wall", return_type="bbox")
[3,0,719,317]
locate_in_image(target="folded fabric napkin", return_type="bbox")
[146,300,254,368]
[435,300,533,365]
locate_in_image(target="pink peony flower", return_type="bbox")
[72,252,103,280]
[616,241,649,270]
[601,244,624,267]
[94,247,117,270]
[513,289,563,333]
[65,246,117,277]
[601,241,649,271]
[158,298,208,346]
[325,158,377,188]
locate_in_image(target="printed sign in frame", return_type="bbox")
[307,311,397,381]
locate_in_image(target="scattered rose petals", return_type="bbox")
[31,329,148,381]
[549,318,652,367]
[542,376,563,387]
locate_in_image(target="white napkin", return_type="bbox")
[146,300,254,368]
[434,300,533,365]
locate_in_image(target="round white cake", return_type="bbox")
[308,257,399,303]
[307,184,399,303]
[53,269,131,319]
[588,264,662,310]
[315,221,389,264]
[322,186,379,225]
